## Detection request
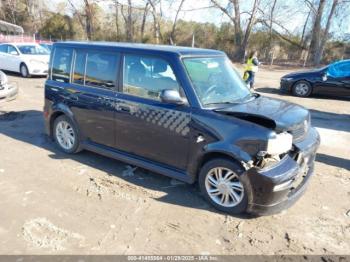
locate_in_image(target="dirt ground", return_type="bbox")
[0,65,349,255]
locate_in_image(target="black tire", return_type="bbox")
[198,158,249,214]
[53,115,81,154]
[292,80,312,97]
[20,63,30,78]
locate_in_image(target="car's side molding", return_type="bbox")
[81,140,194,183]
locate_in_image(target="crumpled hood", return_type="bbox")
[215,95,310,132]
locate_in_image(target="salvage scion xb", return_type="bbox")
[44,42,320,215]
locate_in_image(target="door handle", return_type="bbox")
[119,105,131,112]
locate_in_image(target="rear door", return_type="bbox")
[113,53,191,170]
[69,49,120,147]
[48,46,120,147]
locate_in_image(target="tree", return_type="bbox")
[148,0,163,44]
[39,13,75,40]
[169,0,185,44]
[211,0,261,61]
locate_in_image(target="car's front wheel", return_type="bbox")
[53,115,80,154]
[20,64,30,78]
[199,158,248,214]
[292,80,312,97]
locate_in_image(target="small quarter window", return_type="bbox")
[122,54,181,101]
[52,48,73,83]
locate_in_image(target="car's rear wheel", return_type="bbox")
[199,158,248,214]
[20,64,30,78]
[292,81,312,97]
[53,115,80,154]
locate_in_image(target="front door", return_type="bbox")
[114,54,191,170]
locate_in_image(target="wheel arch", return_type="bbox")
[191,148,251,183]
[49,104,78,138]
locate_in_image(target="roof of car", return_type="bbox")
[54,41,226,57]
[0,42,39,46]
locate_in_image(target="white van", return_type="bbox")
[0,43,49,77]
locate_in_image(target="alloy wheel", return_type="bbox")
[294,83,309,96]
[205,167,244,207]
[55,120,76,150]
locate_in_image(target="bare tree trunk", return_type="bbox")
[316,0,339,65]
[308,0,326,65]
[141,2,149,41]
[83,0,94,40]
[232,0,242,47]
[127,0,133,42]
[268,0,277,65]
[115,2,120,41]
[148,0,162,44]
[169,0,185,44]
[240,0,260,62]
[68,0,87,40]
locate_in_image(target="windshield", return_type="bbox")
[183,56,251,106]
[17,45,50,55]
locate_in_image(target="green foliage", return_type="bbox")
[39,13,75,40]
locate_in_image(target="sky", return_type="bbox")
[54,0,350,39]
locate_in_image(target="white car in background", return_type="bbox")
[0,43,50,77]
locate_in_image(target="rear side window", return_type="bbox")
[52,47,73,83]
[73,50,86,85]
[72,50,119,90]
[85,52,118,89]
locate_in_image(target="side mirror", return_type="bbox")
[10,51,18,55]
[321,72,328,82]
[160,89,186,105]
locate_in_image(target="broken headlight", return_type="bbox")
[266,132,293,156]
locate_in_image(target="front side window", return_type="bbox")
[183,56,251,106]
[17,44,50,55]
[52,48,73,83]
[8,45,18,55]
[123,54,180,101]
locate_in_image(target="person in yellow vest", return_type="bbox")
[243,51,260,89]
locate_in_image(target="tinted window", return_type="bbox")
[73,50,86,85]
[0,45,8,53]
[85,52,118,89]
[123,55,180,100]
[52,48,73,83]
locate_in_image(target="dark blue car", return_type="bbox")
[280,59,350,97]
[44,42,320,215]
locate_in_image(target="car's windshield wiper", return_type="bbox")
[204,101,238,106]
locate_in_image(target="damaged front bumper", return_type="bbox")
[244,127,320,215]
